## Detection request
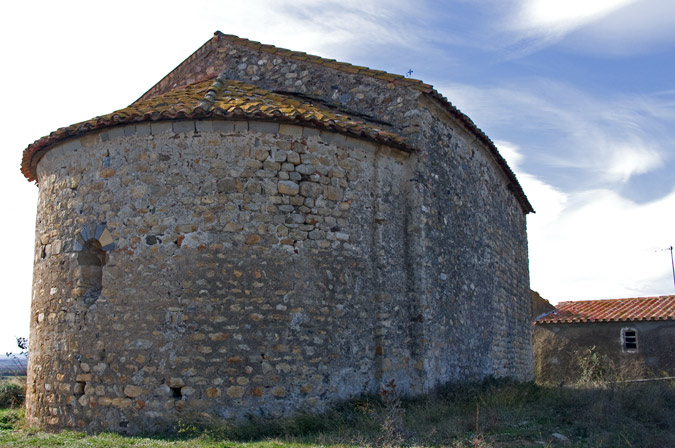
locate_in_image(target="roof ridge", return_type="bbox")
[561,295,675,304]
[198,73,229,111]
[213,31,434,92]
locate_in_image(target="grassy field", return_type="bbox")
[1,376,674,447]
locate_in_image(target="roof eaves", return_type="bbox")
[22,79,414,182]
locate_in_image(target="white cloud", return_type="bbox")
[603,142,663,183]
[495,141,675,303]
[512,0,638,36]
[528,187,675,302]
[494,140,524,170]
[561,0,675,55]
[210,0,428,61]
[495,141,568,221]
[497,0,675,55]
[439,80,671,187]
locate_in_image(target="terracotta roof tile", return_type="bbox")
[535,295,675,324]
[21,78,411,182]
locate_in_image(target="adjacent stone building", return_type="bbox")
[534,295,675,383]
[22,32,534,433]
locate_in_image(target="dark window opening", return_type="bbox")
[74,381,86,397]
[622,328,638,352]
[78,239,106,266]
[77,239,107,305]
[171,387,182,399]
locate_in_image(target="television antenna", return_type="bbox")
[657,246,675,290]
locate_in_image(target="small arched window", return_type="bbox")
[78,239,106,266]
[77,239,107,304]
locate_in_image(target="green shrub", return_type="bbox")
[576,345,616,384]
[0,382,25,407]
[0,407,24,430]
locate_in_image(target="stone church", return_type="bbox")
[22,32,534,433]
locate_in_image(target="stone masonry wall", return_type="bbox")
[27,120,419,433]
[413,100,532,383]
[173,37,536,385]
[27,35,533,434]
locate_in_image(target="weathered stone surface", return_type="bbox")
[25,34,532,436]
[124,385,143,398]
[277,180,299,196]
[226,386,245,398]
[166,378,185,389]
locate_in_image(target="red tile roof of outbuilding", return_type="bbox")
[535,295,675,324]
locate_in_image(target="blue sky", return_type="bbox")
[1,0,674,353]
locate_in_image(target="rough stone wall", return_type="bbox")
[26,35,534,433]
[27,121,420,433]
[173,37,536,386]
[409,100,533,384]
[534,321,675,383]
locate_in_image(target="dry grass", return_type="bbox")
[1,377,674,447]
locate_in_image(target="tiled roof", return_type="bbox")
[137,32,533,214]
[535,295,675,324]
[21,32,534,214]
[21,78,411,182]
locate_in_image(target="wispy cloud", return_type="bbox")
[561,0,675,55]
[211,0,431,60]
[496,141,675,302]
[510,0,638,37]
[603,142,663,183]
[498,0,675,55]
[438,80,672,188]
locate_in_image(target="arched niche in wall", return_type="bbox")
[73,224,114,306]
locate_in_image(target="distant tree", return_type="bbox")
[5,337,28,376]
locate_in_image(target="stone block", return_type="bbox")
[167,378,185,388]
[234,121,248,132]
[302,127,320,138]
[108,127,125,140]
[173,121,195,134]
[271,386,286,397]
[279,124,303,136]
[278,180,299,196]
[136,123,152,136]
[150,122,172,134]
[299,181,322,198]
[124,385,143,398]
[213,120,235,132]
[205,387,221,398]
[123,125,137,137]
[250,121,280,134]
[226,386,245,398]
[196,120,213,133]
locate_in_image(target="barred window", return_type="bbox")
[621,328,638,352]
